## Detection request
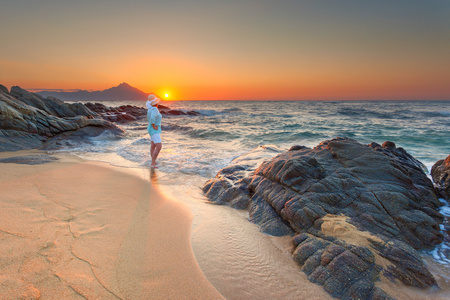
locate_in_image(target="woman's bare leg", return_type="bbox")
[150,141,156,166]
[151,143,162,168]
[151,141,155,156]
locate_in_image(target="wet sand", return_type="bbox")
[0,150,222,299]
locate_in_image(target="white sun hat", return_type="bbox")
[146,94,160,109]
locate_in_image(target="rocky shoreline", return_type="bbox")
[203,138,449,299]
[0,85,199,152]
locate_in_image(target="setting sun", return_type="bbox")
[164,93,169,98]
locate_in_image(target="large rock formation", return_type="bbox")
[0,85,124,151]
[203,138,444,299]
[431,155,450,200]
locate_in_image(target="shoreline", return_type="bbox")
[0,150,223,299]
[1,150,449,299]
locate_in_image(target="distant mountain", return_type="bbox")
[37,83,148,101]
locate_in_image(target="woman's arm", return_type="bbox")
[150,109,159,130]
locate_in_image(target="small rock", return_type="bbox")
[431,155,450,200]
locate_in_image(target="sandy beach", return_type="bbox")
[0,150,330,300]
[1,150,449,300]
[0,150,222,299]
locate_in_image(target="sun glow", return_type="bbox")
[165,93,169,98]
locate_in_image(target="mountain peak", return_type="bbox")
[104,82,144,93]
[37,83,149,101]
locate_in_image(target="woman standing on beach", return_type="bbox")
[146,94,162,168]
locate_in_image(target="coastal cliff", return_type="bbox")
[203,138,445,299]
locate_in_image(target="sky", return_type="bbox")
[1,0,450,100]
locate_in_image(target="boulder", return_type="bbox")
[431,155,450,200]
[203,138,444,299]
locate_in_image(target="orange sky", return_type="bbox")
[1,1,450,100]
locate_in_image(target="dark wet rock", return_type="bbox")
[431,155,450,200]
[203,145,285,209]
[84,102,201,123]
[203,138,444,299]
[369,141,428,173]
[0,130,46,151]
[370,239,437,288]
[369,141,434,193]
[289,145,309,151]
[85,102,145,123]
[117,105,146,118]
[249,193,295,236]
[158,108,200,116]
[84,102,110,113]
[0,154,58,165]
[66,102,98,118]
[291,233,392,300]
[0,86,124,152]
[165,109,185,115]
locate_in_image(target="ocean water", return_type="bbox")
[66,100,450,175]
[59,100,450,296]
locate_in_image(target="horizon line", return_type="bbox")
[7,86,450,102]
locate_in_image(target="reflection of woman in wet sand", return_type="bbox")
[149,168,158,185]
[146,95,162,168]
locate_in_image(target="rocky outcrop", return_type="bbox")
[431,155,450,200]
[85,102,143,122]
[1,85,200,151]
[203,138,444,299]
[84,102,201,123]
[0,86,124,151]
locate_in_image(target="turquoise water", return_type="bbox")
[160,100,450,170]
[73,100,450,175]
